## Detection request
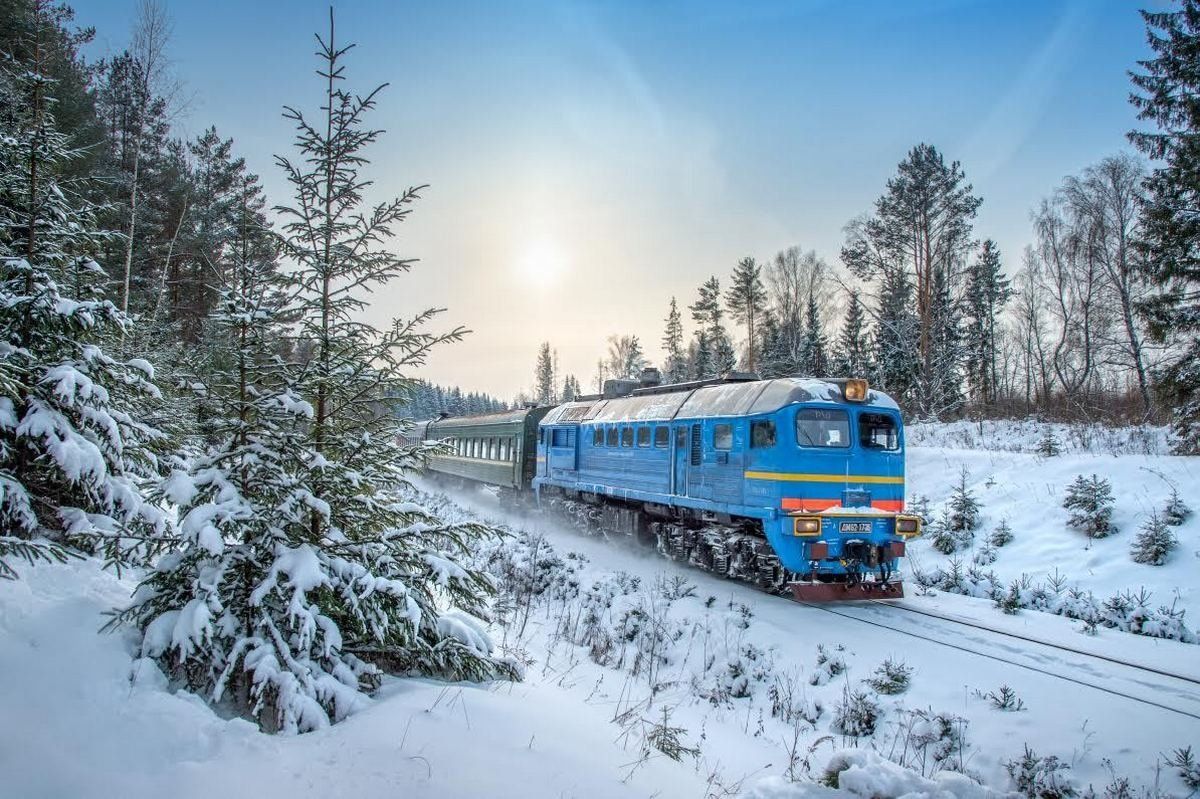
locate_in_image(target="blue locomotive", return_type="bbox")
[418,370,920,599]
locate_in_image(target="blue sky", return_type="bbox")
[77,0,1157,399]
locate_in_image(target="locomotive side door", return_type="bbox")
[672,425,689,497]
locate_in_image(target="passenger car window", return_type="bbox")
[621,427,633,447]
[637,427,650,447]
[859,412,900,451]
[713,423,733,451]
[751,420,776,448]
[795,408,850,448]
[654,427,669,448]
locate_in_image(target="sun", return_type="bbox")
[515,239,567,287]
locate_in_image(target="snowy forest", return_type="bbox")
[540,144,1187,437]
[3,1,1200,798]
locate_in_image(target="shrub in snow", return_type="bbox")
[832,686,881,737]
[989,519,1014,547]
[866,657,912,695]
[809,643,847,686]
[814,749,992,799]
[995,579,1027,614]
[116,26,515,734]
[1129,513,1178,566]
[987,685,1026,711]
[972,541,998,566]
[929,517,961,555]
[0,56,166,578]
[1163,489,1192,527]
[882,709,969,776]
[644,706,700,762]
[907,494,932,524]
[1036,427,1062,457]
[1005,745,1078,798]
[1167,746,1200,791]
[768,670,823,727]
[1062,475,1117,541]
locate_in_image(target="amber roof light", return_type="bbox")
[843,379,868,402]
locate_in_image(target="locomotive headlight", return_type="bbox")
[896,516,921,536]
[843,379,868,402]
[793,516,822,536]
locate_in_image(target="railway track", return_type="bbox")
[790,600,1200,722]
[533,497,1200,723]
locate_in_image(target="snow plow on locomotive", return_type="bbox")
[418,372,920,600]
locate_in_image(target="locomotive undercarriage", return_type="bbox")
[541,489,902,599]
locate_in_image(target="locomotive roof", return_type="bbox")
[540,378,899,425]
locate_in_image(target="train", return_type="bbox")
[412,369,921,600]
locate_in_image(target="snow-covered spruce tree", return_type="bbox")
[0,20,165,577]
[122,13,515,733]
[1035,426,1061,457]
[1163,488,1192,526]
[1062,474,1117,541]
[945,466,981,545]
[1130,512,1177,566]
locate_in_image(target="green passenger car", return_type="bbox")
[421,406,551,490]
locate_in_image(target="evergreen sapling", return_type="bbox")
[1130,512,1177,566]
[1062,474,1117,541]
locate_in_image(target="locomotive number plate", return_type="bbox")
[839,522,872,534]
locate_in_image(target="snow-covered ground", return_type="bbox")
[905,421,1199,626]
[1,420,1198,798]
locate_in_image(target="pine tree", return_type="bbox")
[835,290,871,377]
[843,143,981,418]
[1063,474,1117,541]
[534,341,555,404]
[1130,512,1177,565]
[945,466,981,545]
[0,11,166,576]
[726,256,767,372]
[689,330,713,380]
[963,240,1011,406]
[800,292,829,376]
[561,373,581,401]
[871,267,920,407]
[661,297,687,384]
[118,13,515,732]
[690,276,732,377]
[1130,2,1200,452]
[926,265,964,416]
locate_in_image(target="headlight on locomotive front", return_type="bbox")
[793,516,822,536]
[896,515,921,536]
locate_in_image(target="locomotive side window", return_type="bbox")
[606,427,618,446]
[796,408,850,448]
[751,420,776,448]
[593,427,603,446]
[859,412,900,451]
[654,427,669,448]
[713,423,733,450]
[552,428,568,447]
[637,427,651,447]
[621,427,633,447]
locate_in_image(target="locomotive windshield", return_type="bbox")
[859,412,901,451]
[795,408,850,448]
